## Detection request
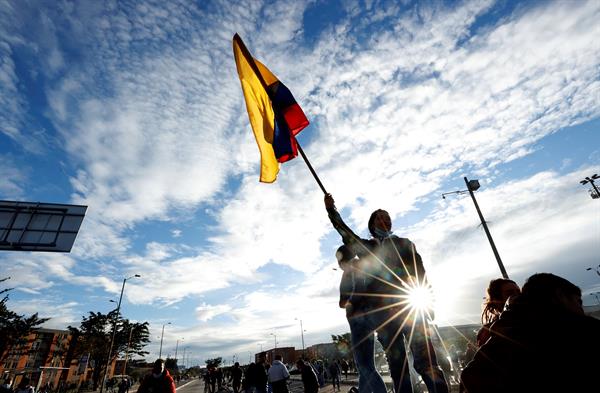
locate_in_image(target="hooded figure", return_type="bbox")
[137,359,176,393]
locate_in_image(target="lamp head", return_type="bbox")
[467,179,480,191]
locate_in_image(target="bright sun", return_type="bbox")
[406,284,434,312]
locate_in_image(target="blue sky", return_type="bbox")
[1,0,599,366]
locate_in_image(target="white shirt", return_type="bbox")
[267,360,290,383]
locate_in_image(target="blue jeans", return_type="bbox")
[348,311,388,393]
[350,306,449,393]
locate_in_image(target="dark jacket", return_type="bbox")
[328,207,426,310]
[137,370,176,393]
[299,363,319,393]
[460,296,600,393]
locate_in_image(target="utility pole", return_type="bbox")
[464,177,508,279]
[580,174,600,199]
[100,274,140,393]
[159,322,171,359]
[442,178,508,279]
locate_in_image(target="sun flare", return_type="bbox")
[406,284,434,312]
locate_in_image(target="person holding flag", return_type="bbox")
[324,193,449,393]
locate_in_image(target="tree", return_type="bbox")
[69,310,150,390]
[331,333,352,356]
[205,357,223,368]
[0,277,49,361]
[165,357,178,372]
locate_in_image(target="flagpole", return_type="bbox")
[296,143,327,194]
[234,33,328,195]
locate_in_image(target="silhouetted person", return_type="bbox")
[15,378,34,393]
[231,362,243,393]
[295,360,319,393]
[336,244,387,393]
[325,193,448,393]
[1,379,13,393]
[247,356,268,393]
[477,278,520,347]
[328,360,341,392]
[461,273,600,393]
[137,359,176,393]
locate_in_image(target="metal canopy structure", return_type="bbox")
[0,200,87,252]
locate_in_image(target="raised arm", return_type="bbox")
[324,194,367,254]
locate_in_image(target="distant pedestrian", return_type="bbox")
[295,360,318,393]
[137,359,176,393]
[1,379,13,393]
[231,362,243,393]
[328,361,341,392]
[340,360,349,380]
[118,379,128,393]
[14,378,34,393]
[203,372,210,393]
[247,355,268,393]
[267,355,289,393]
[313,361,324,388]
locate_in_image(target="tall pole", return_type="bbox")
[296,319,305,353]
[100,275,139,393]
[464,177,509,279]
[175,339,183,367]
[159,322,170,359]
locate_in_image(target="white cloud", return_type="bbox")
[0,156,27,198]
[0,0,599,358]
[195,303,232,322]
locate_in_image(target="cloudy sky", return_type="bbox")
[1,0,599,366]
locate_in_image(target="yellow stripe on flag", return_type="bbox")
[233,36,280,183]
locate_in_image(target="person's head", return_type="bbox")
[274,354,282,362]
[521,273,583,315]
[18,378,30,388]
[234,362,239,367]
[153,359,165,375]
[368,209,392,237]
[295,359,305,369]
[257,354,265,364]
[481,278,520,324]
[335,245,355,270]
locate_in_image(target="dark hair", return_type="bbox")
[481,278,518,325]
[336,245,355,264]
[521,273,581,306]
[368,209,388,236]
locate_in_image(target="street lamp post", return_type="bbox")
[295,318,305,354]
[442,178,508,279]
[100,274,140,393]
[270,333,277,349]
[159,322,171,359]
[580,174,600,199]
[174,338,183,367]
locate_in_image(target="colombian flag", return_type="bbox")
[233,34,309,183]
